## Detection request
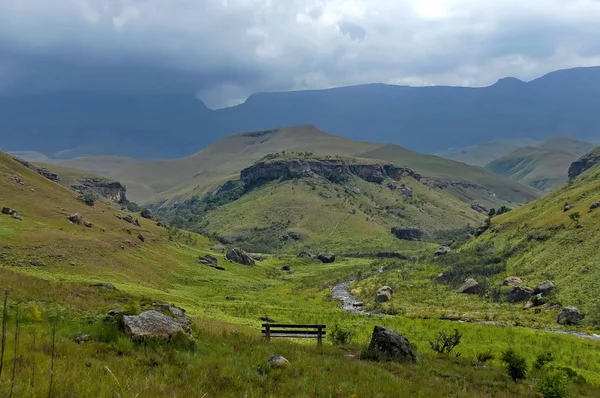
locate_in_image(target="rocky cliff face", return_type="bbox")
[72,178,127,203]
[240,158,421,186]
[12,157,60,183]
[569,148,600,179]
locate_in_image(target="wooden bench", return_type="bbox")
[262,324,326,345]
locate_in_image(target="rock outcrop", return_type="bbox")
[226,248,256,266]
[240,158,421,187]
[557,306,584,325]
[317,253,336,263]
[457,278,479,294]
[199,254,225,270]
[471,202,489,214]
[12,157,60,183]
[536,280,555,295]
[375,286,393,303]
[507,286,534,303]
[68,213,83,224]
[568,148,600,179]
[366,325,415,362]
[267,354,289,368]
[391,227,423,241]
[123,310,191,340]
[71,178,127,204]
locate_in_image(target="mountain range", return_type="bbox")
[1,66,599,159]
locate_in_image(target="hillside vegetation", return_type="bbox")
[2,150,600,396]
[485,137,596,191]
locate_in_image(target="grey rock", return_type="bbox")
[557,306,584,325]
[151,303,192,327]
[524,294,545,310]
[317,253,336,263]
[590,202,600,211]
[435,273,448,283]
[198,254,225,271]
[140,209,154,220]
[30,259,45,267]
[123,310,190,340]
[507,286,535,302]
[297,249,315,259]
[226,248,256,266]
[503,276,523,286]
[282,231,304,241]
[366,325,416,362]
[211,244,225,252]
[91,282,116,290]
[471,202,489,214]
[391,227,423,241]
[68,213,83,224]
[457,278,479,294]
[83,221,93,228]
[569,149,600,179]
[138,233,145,242]
[225,296,237,300]
[386,181,397,190]
[434,246,452,256]
[122,215,140,226]
[564,204,575,212]
[74,333,91,344]
[2,207,16,215]
[536,280,555,295]
[352,301,365,307]
[249,253,264,261]
[267,354,289,368]
[375,286,393,303]
[104,308,126,322]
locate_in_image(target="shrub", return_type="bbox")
[78,191,96,206]
[537,369,570,398]
[476,349,494,364]
[330,324,354,346]
[429,329,462,354]
[535,351,554,370]
[501,349,528,382]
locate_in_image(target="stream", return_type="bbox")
[331,280,600,342]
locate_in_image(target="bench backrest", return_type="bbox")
[262,324,326,345]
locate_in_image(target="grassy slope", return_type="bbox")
[358,144,540,207]
[435,138,540,167]
[454,162,600,316]
[195,172,483,253]
[485,137,596,191]
[2,151,600,396]
[106,125,540,208]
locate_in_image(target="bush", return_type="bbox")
[429,329,462,354]
[476,349,494,364]
[501,349,528,382]
[537,369,570,398]
[330,324,354,346]
[535,351,554,369]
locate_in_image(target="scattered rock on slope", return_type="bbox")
[198,254,225,271]
[375,286,393,303]
[122,215,140,226]
[211,244,225,252]
[366,325,415,362]
[503,276,523,286]
[507,286,535,303]
[434,246,452,256]
[68,213,83,224]
[590,202,600,211]
[471,202,489,214]
[317,253,336,263]
[457,278,479,294]
[536,280,555,295]
[267,354,289,368]
[141,209,154,220]
[524,294,545,310]
[30,259,45,267]
[123,310,191,340]
[391,227,423,241]
[226,248,256,266]
[91,282,116,290]
[297,249,315,259]
[564,204,575,212]
[2,207,22,220]
[557,306,585,325]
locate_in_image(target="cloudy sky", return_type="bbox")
[1,0,600,108]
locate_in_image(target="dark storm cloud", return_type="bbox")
[0,0,599,107]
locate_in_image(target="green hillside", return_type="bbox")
[485,137,596,191]
[160,155,485,253]
[436,138,539,167]
[444,156,600,318]
[2,150,600,396]
[103,126,540,209]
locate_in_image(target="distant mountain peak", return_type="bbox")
[492,77,526,87]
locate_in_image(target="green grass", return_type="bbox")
[2,150,600,397]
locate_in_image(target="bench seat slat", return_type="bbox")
[263,333,324,338]
[262,330,326,335]
[262,324,325,329]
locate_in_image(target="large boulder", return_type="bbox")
[198,254,225,271]
[122,215,140,226]
[68,213,83,224]
[151,303,192,328]
[366,326,415,362]
[557,307,585,325]
[375,286,393,303]
[140,209,154,220]
[317,253,336,263]
[503,276,523,286]
[457,278,479,294]
[524,294,545,310]
[297,249,315,259]
[391,227,423,241]
[226,248,256,266]
[267,354,289,368]
[536,280,555,295]
[507,286,534,303]
[471,202,489,214]
[123,310,190,340]
[434,246,452,256]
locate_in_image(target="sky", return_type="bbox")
[1,0,600,108]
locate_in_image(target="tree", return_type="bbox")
[569,212,581,227]
[501,349,528,382]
